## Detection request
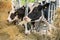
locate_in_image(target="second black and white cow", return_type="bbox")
[18,3,50,34]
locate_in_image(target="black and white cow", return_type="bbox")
[18,3,50,34]
[7,6,30,24]
[7,3,34,24]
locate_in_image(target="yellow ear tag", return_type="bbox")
[45,7,47,8]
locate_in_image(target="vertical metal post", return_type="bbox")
[46,0,49,3]
[25,0,28,15]
[58,0,60,7]
[55,0,57,9]
[34,0,39,4]
[11,0,21,10]
[48,0,51,23]
[56,0,60,8]
[53,2,56,22]
[51,2,56,23]
[34,0,38,3]
[56,0,58,7]
[51,2,53,23]
[24,0,28,33]
[50,1,56,24]
[18,0,21,7]
[16,0,21,7]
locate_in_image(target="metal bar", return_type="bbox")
[34,0,38,3]
[24,0,29,34]
[56,0,60,8]
[19,0,21,7]
[51,2,53,23]
[59,0,60,7]
[25,0,28,15]
[11,0,21,10]
[50,1,56,24]
[48,3,51,23]
[53,3,56,22]
[46,0,50,3]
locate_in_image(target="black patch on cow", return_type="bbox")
[43,3,50,9]
[43,3,49,20]
[42,1,45,4]
[28,3,50,21]
[10,13,16,20]
[28,5,42,21]
[27,23,31,30]
[15,6,30,20]
[15,7,25,20]
[10,6,30,21]
[43,7,49,20]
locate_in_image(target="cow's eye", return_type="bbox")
[10,13,16,20]
[45,7,47,8]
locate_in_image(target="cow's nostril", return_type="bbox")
[7,20,9,22]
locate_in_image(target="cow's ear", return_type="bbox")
[22,6,25,9]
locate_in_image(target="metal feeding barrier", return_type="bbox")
[56,0,60,8]
[48,1,56,24]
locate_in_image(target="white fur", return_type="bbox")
[23,16,31,34]
[25,26,31,35]
[29,3,39,13]
[24,23,31,34]
[7,10,17,23]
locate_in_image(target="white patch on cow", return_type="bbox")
[13,15,18,21]
[25,25,31,34]
[23,16,31,22]
[7,10,16,23]
[23,16,32,34]
[18,16,31,25]
[25,30,31,34]
[18,16,31,34]
[29,3,39,13]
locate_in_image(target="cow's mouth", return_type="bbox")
[12,20,18,25]
[7,20,18,25]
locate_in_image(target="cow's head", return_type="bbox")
[7,9,18,24]
[7,6,30,24]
